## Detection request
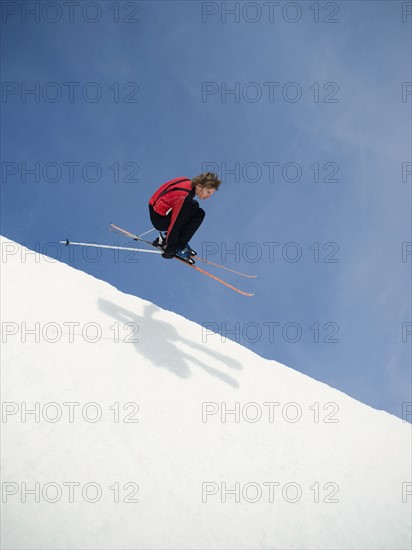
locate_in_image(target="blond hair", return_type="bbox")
[191,172,221,190]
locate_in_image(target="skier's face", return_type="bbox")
[196,185,216,200]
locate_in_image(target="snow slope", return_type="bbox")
[1,236,411,550]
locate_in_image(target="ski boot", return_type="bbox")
[186,243,197,257]
[175,246,195,265]
[152,232,166,250]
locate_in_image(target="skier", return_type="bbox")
[148,172,221,264]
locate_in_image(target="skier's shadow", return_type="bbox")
[98,298,242,388]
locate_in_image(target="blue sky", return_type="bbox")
[1,0,411,419]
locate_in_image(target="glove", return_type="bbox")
[162,248,176,259]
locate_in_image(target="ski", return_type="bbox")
[109,223,255,297]
[109,224,256,278]
[179,261,255,296]
[193,256,256,278]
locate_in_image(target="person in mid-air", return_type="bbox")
[148,172,221,264]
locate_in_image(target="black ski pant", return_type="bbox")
[149,201,205,251]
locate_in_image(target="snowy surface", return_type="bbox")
[1,236,411,550]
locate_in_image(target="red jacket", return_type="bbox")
[149,177,195,248]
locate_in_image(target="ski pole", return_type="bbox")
[60,240,163,254]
